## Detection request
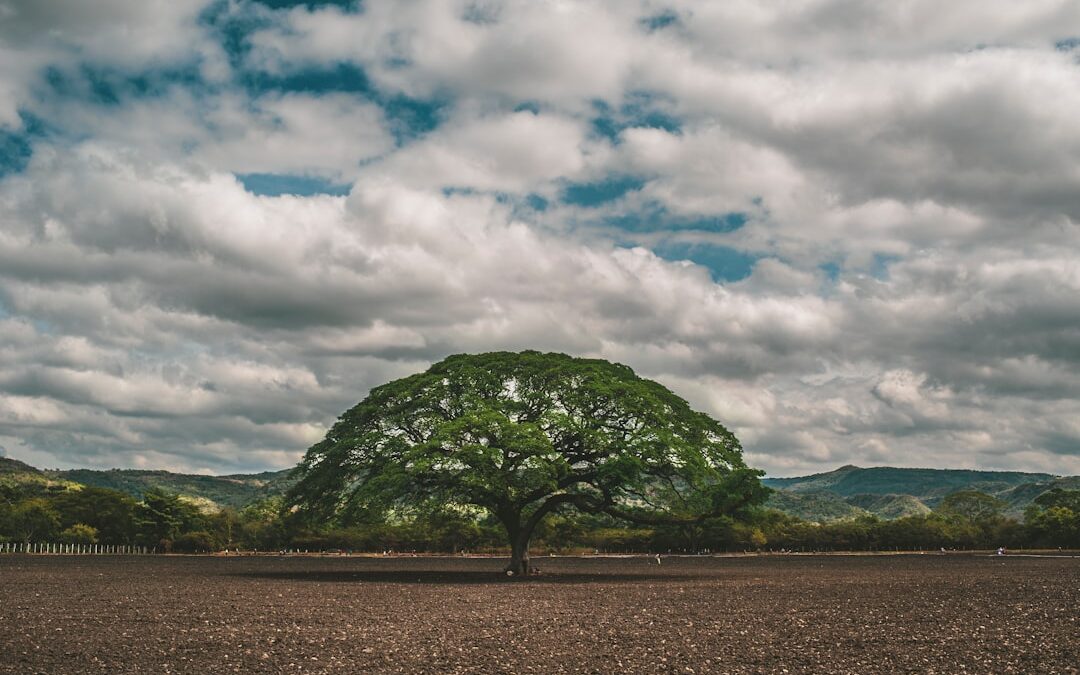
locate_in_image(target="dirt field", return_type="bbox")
[0,553,1077,674]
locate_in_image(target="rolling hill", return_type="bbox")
[2,457,1074,521]
[0,457,82,497]
[1,457,294,510]
[44,468,297,509]
[764,465,1056,502]
[763,465,1067,522]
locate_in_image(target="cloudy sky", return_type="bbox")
[1,0,1079,477]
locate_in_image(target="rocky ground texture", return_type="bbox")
[0,553,1077,673]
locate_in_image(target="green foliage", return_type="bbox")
[2,498,60,543]
[171,531,219,553]
[1024,489,1080,547]
[287,351,767,572]
[135,489,207,547]
[52,487,138,544]
[60,523,99,545]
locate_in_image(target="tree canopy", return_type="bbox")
[286,351,767,574]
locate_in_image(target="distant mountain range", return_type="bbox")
[763,465,1079,521]
[0,456,295,510]
[2,457,1075,521]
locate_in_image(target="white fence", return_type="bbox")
[0,542,149,555]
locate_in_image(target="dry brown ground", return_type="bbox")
[0,553,1077,674]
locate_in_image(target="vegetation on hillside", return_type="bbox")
[47,468,296,510]
[763,465,1057,500]
[2,455,1076,553]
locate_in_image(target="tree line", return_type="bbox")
[2,482,1077,554]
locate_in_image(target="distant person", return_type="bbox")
[655,554,662,566]
[996,547,1005,556]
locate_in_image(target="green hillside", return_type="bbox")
[764,465,1056,501]
[46,468,296,509]
[2,457,297,510]
[761,465,1072,522]
[765,489,933,522]
[765,489,866,522]
[996,476,1080,518]
[844,493,931,519]
[0,457,82,499]
[0,457,42,474]
[4,456,1073,521]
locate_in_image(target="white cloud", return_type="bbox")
[0,0,1078,476]
[357,109,597,192]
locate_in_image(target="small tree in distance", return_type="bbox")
[286,351,768,575]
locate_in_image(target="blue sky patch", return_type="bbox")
[237,173,351,197]
[462,2,500,24]
[652,242,759,283]
[604,202,748,233]
[200,0,278,69]
[590,95,682,143]
[236,59,448,143]
[440,185,479,196]
[819,261,841,282]
[253,0,362,9]
[200,2,451,143]
[242,63,372,95]
[382,94,449,142]
[870,253,900,280]
[0,112,50,179]
[562,175,646,207]
[0,127,33,179]
[525,194,549,212]
[513,101,542,114]
[640,10,679,32]
[45,64,206,108]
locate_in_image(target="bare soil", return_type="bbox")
[0,553,1077,674]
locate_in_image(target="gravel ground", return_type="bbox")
[0,553,1077,674]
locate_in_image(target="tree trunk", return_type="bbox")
[505,533,531,574]
[502,521,532,576]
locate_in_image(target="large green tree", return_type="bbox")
[52,487,138,544]
[287,351,767,574]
